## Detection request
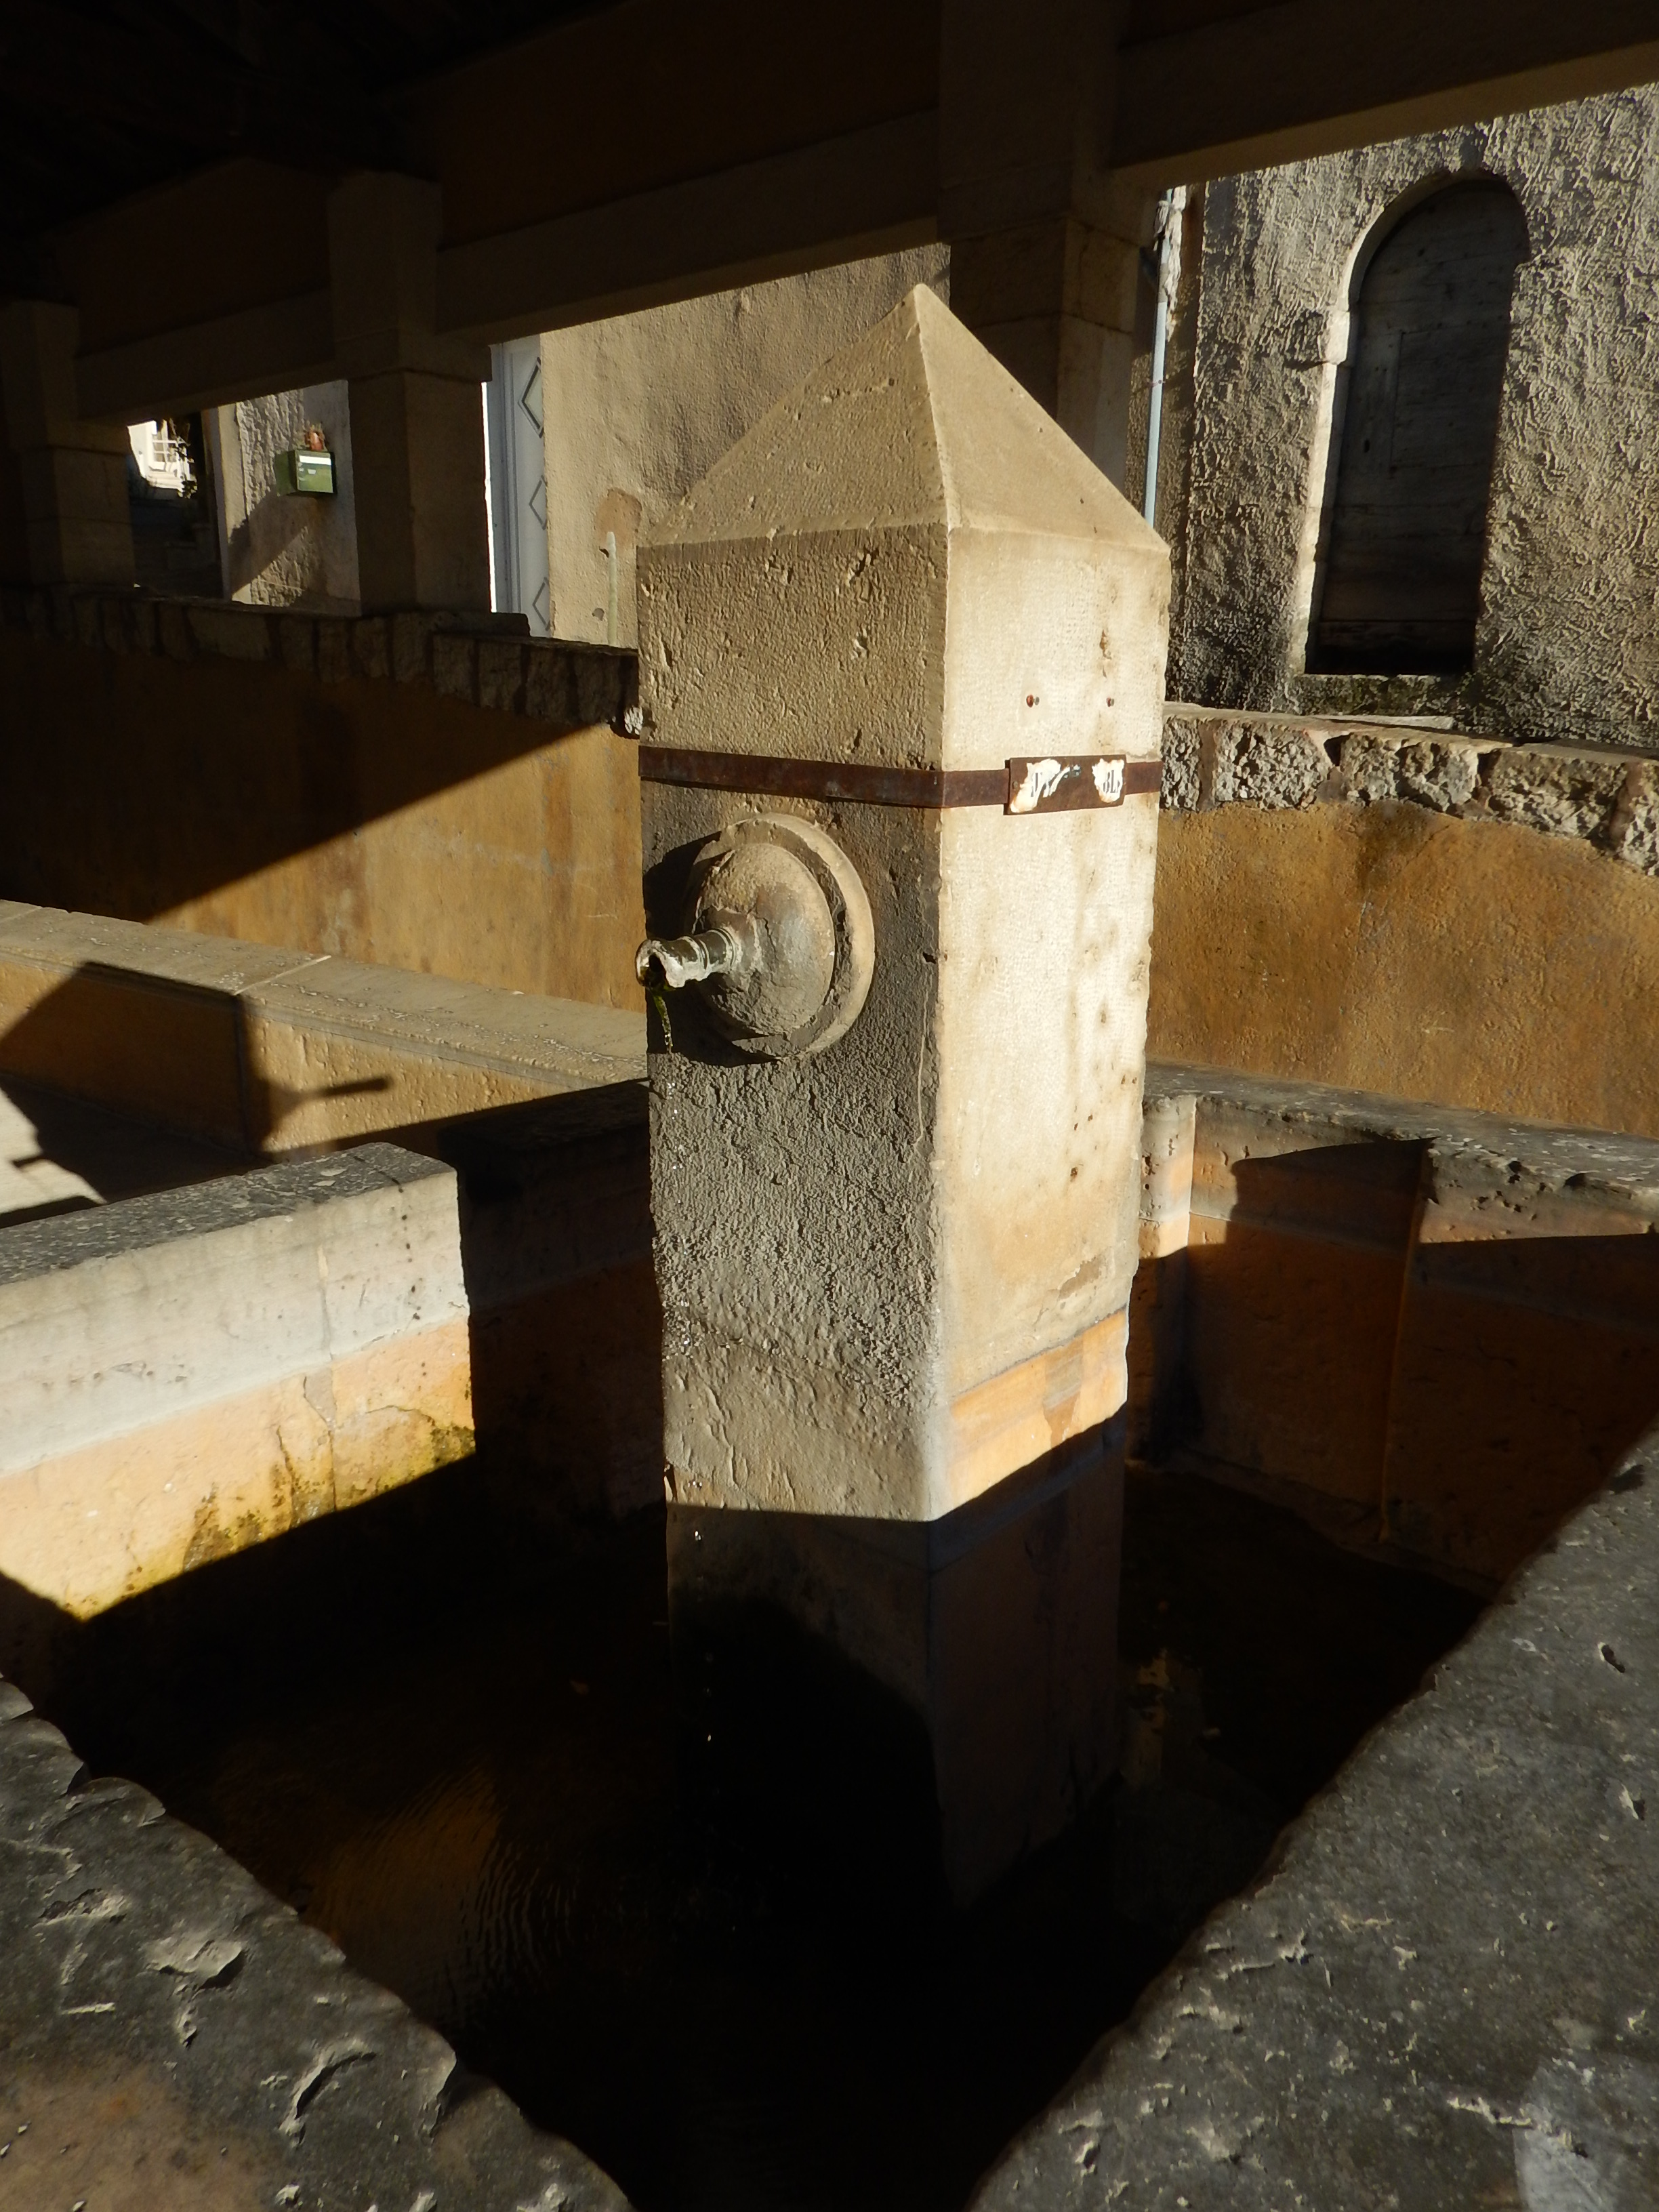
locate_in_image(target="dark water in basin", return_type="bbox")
[37,1464,1481,2212]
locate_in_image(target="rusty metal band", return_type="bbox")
[636,745,1162,811]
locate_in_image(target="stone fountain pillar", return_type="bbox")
[636,285,1168,1903]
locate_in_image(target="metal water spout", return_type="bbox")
[632,813,874,1059]
[635,923,751,993]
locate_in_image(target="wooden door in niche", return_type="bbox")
[1311,182,1528,674]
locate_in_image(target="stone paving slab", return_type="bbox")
[972,1432,1659,2210]
[0,1679,630,2211]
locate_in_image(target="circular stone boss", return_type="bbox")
[687,813,875,1057]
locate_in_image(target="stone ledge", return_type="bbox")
[0,1139,448,1288]
[1132,1063,1659,1587]
[973,1428,1659,2211]
[0,904,647,1153]
[0,1678,630,2209]
[1145,1059,1659,1202]
[0,586,642,735]
[0,1142,474,1620]
[1160,703,1659,879]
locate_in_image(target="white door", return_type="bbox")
[485,337,551,634]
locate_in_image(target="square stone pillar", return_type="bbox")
[327,173,491,612]
[939,0,1156,489]
[638,287,1169,1902]
[0,302,135,588]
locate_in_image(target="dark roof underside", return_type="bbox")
[0,0,617,253]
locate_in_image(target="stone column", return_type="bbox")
[0,302,135,588]
[939,0,1155,489]
[327,173,490,612]
[637,287,1169,1903]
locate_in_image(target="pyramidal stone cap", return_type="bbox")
[639,284,1170,773]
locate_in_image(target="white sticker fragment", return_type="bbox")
[1092,755,1126,802]
[1010,757,1078,813]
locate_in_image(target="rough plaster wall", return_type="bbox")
[541,247,949,647]
[1170,87,1659,750]
[213,381,361,612]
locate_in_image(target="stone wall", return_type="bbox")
[207,380,361,610]
[1149,709,1659,1138]
[1165,85,1659,752]
[0,589,644,1008]
[1131,1064,1659,1587]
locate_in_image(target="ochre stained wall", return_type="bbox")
[1148,800,1659,1139]
[0,636,644,1008]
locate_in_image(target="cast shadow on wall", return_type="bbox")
[0,631,632,930]
[1137,1133,1659,1588]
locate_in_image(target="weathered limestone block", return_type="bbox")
[349,611,391,681]
[186,605,272,663]
[639,286,1168,1898]
[432,629,477,699]
[1613,760,1659,876]
[1160,715,1202,809]
[1211,719,1328,808]
[0,1147,472,1626]
[0,1681,627,2209]
[972,1434,1659,2212]
[1485,742,1631,839]
[1340,729,1486,811]
[478,634,528,714]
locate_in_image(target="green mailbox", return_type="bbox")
[274,443,335,496]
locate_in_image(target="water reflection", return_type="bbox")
[47,1463,1482,2212]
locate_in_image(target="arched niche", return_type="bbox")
[1309,180,1528,674]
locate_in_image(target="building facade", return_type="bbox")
[1157,84,1659,753]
